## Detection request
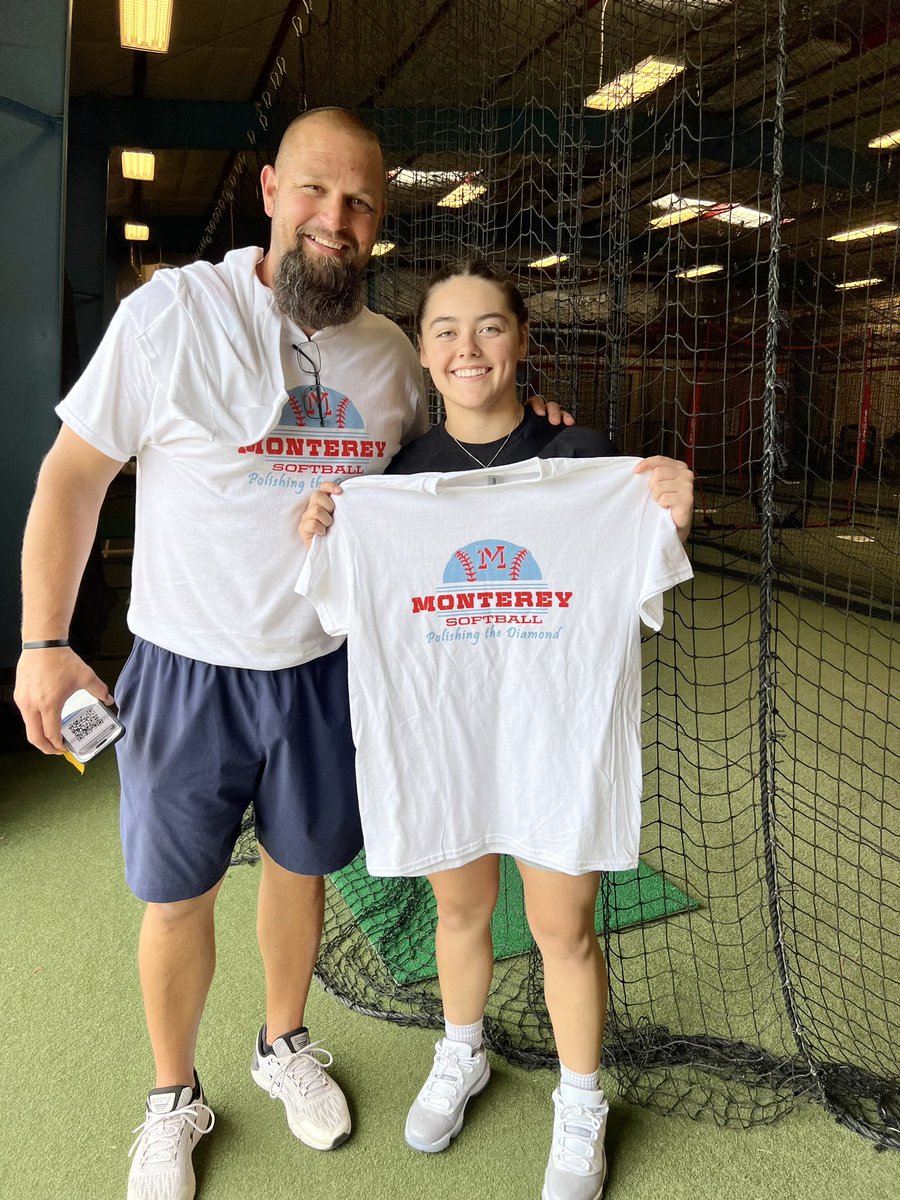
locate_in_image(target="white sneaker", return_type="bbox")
[541,1083,609,1200]
[127,1077,214,1200]
[404,1038,490,1153]
[250,1026,351,1150]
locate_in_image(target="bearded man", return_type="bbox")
[14,108,567,1200]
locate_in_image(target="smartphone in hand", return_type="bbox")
[61,689,125,763]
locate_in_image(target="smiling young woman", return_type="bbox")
[298,260,695,1200]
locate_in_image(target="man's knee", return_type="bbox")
[143,882,222,930]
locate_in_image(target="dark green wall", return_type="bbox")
[0,3,71,669]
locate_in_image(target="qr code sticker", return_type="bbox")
[68,706,106,743]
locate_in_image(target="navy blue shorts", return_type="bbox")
[115,638,361,903]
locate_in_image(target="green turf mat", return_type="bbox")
[330,852,697,986]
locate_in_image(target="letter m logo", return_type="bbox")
[478,544,506,571]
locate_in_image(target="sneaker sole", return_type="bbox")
[250,1065,351,1151]
[403,1064,491,1153]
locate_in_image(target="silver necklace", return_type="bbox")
[446,411,523,469]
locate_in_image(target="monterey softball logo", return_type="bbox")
[411,537,573,633]
[239,384,388,487]
[281,385,364,430]
[443,540,542,584]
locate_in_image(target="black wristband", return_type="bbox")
[21,639,70,650]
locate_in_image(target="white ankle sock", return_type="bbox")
[560,1062,601,1092]
[444,1018,484,1049]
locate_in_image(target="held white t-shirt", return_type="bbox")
[296,457,694,876]
[57,247,426,669]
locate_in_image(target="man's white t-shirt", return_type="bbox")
[57,247,427,669]
[296,457,694,876]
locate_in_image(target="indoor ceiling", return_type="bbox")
[68,1,900,302]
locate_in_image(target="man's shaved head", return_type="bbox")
[275,107,385,185]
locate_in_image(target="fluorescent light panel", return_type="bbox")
[121,150,156,181]
[119,0,173,53]
[835,277,882,290]
[650,192,772,230]
[124,222,150,241]
[722,204,773,229]
[677,264,724,279]
[371,241,395,256]
[389,169,462,188]
[586,56,684,111]
[438,181,487,208]
[869,129,900,150]
[828,222,898,242]
[530,254,569,268]
[650,196,716,229]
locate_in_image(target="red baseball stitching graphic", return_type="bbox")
[454,550,477,581]
[336,397,349,429]
[510,549,529,580]
[287,393,307,426]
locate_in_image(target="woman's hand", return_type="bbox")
[299,482,343,548]
[634,457,694,542]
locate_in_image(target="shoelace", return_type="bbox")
[128,1101,215,1167]
[552,1099,607,1176]
[419,1044,479,1114]
[267,1040,335,1101]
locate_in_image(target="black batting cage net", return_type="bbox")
[216,0,900,1150]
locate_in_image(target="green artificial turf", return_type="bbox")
[2,748,898,1200]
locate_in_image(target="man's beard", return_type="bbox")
[273,232,366,331]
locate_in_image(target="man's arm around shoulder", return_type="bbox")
[14,426,126,753]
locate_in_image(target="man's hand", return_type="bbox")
[634,456,694,542]
[524,395,575,427]
[299,482,343,548]
[14,647,113,754]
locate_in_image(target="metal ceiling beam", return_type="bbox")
[69,99,884,193]
[362,106,885,192]
[69,97,255,149]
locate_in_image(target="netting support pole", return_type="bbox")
[847,327,874,517]
[756,0,829,1121]
[605,103,632,447]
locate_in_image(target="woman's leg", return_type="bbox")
[517,862,609,1200]
[429,854,501,1024]
[517,863,607,1072]
[404,856,500,1153]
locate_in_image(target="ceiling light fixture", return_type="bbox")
[530,254,569,268]
[835,277,883,291]
[677,264,724,280]
[650,196,715,229]
[388,169,463,188]
[437,179,487,208]
[719,204,774,229]
[121,150,156,181]
[868,129,900,150]
[124,222,150,241]
[650,193,774,231]
[119,0,173,54]
[828,222,899,243]
[371,241,395,256]
[586,56,684,111]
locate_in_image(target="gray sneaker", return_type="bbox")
[251,1026,351,1150]
[541,1083,608,1200]
[404,1038,490,1152]
[127,1077,214,1200]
